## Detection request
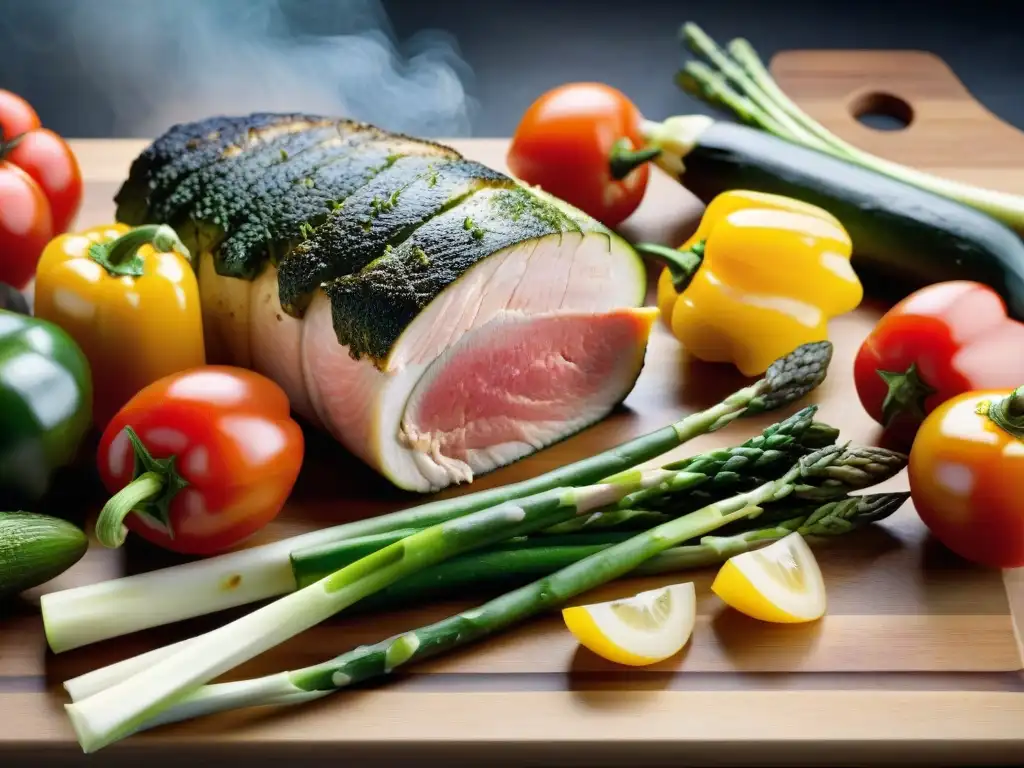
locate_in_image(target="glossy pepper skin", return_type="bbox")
[32,223,205,430]
[95,366,304,555]
[908,387,1024,569]
[651,190,863,377]
[0,309,92,505]
[854,281,1024,448]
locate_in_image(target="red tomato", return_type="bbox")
[0,163,54,289]
[0,90,41,139]
[96,367,305,555]
[507,82,652,228]
[854,281,1024,448]
[0,90,82,282]
[7,128,82,233]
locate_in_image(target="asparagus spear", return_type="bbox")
[617,413,838,511]
[679,22,829,150]
[288,407,839,581]
[65,492,906,708]
[289,493,909,601]
[42,341,835,654]
[64,465,718,753]
[61,405,837,744]
[675,61,788,134]
[60,406,836,724]
[539,508,673,535]
[676,22,1024,233]
[64,443,906,749]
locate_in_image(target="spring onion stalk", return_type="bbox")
[679,22,832,152]
[65,491,906,706]
[63,404,835,706]
[678,22,1024,234]
[63,467,712,753]
[41,341,834,654]
[675,61,786,134]
[70,445,907,742]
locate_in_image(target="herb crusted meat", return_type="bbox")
[115,114,653,492]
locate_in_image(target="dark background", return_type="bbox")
[0,0,1021,138]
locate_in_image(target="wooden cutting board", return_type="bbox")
[3,51,1024,767]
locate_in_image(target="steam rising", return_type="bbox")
[14,0,476,137]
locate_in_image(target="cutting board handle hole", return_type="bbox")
[849,92,914,131]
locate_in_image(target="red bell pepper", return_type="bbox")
[854,280,1024,446]
[95,366,304,555]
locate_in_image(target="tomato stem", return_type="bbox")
[95,472,165,548]
[608,138,661,180]
[634,240,705,292]
[985,385,1024,442]
[88,224,191,279]
[0,127,26,162]
[876,363,937,427]
[95,426,190,548]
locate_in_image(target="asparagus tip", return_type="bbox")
[751,341,833,413]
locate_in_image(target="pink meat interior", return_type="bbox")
[402,308,653,460]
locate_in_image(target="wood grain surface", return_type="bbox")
[2,50,1024,766]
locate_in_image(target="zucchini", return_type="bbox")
[650,117,1024,318]
[0,511,88,600]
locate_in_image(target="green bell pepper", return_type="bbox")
[0,309,92,504]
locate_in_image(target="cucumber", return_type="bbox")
[672,121,1024,318]
[0,511,88,599]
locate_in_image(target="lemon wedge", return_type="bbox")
[710,532,826,623]
[562,582,696,666]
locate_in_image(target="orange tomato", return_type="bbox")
[908,386,1024,568]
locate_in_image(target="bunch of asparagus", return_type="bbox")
[47,342,910,752]
[673,22,1024,233]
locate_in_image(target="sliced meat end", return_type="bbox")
[398,307,659,488]
[300,221,648,492]
[248,264,320,425]
[198,252,252,368]
[386,227,647,371]
[321,185,589,365]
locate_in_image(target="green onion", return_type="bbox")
[65,452,906,747]
[677,22,1024,234]
[41,341,833,654]
[63,468,709,753]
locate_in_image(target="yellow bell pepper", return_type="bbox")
[33,223,205,430]
[648,190,863,377]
